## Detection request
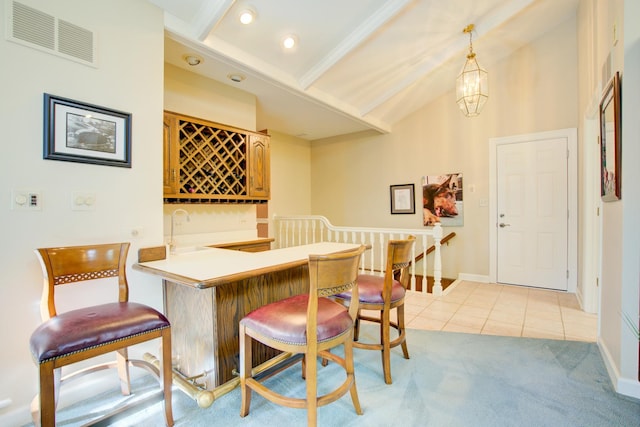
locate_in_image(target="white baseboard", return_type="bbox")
[441,278,461,295]
[457,273,490,283]
[440,274,490,295]
[598,337,640,399]
[617,377,640,399]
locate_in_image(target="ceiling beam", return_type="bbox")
[157,0,236,41]
[298,0,413,89]
[193,0,236,41]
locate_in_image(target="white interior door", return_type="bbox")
[495,137,568,290]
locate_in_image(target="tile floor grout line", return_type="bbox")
[479,283,501,335]
[521,286,529,338]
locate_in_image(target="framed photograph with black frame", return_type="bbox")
[599,71,621,201]
[43,93,132,168]
[390,183,415,214]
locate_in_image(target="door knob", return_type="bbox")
[499,223,511,228]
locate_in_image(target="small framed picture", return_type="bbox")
[43,93,132,168]
[390,184,415,214]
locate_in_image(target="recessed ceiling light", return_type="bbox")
[239,9,255,25]
[282,35,297,50]
[227,73,246,83]
[183,55,202,66]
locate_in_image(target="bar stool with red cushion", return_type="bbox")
[337,236,415,384]
[29,243,173,427]
[239,245,366,427]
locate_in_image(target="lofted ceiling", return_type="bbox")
[149,0,578,140]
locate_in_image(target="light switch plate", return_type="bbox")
[11,190,42,211]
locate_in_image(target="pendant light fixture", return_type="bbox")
[456,24,488,117]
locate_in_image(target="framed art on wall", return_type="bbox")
[422,173,463,226]
[599,71,621,201]
[43,93,132,168]
[390,184,415,214]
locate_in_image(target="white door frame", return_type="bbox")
[581,116,601,313]
[489,128,578,293]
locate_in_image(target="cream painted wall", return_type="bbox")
[268,130,312,221]
[575,0,601,315]
[311,16,578,279]
[0,0,165,424]
[589,0,626,382]
[164,63,256,131]
[619,0,640,388]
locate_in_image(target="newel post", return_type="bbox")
[432,223,443,296]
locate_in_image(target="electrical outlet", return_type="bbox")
[11,190,42,210]
[129,227,144,239]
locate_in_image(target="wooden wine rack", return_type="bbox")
[163,112,270,203]
[179,119,246,195]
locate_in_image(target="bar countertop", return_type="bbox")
[133,242,362,289]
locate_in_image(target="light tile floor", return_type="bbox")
[401,281,597,342]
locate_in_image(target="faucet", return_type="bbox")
[169,208,191,253]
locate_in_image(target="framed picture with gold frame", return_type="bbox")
[599,71,621,201]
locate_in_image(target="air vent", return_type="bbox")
[7,1,97,67]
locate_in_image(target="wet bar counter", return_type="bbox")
[133,242,361,399]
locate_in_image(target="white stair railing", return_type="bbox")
[272,215,444,295]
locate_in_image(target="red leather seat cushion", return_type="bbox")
[240,294,352,345]
[29,302,170,363]
[338,274,405,305]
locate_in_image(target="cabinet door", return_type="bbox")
[248,134,270,198]
[163,113,179,195]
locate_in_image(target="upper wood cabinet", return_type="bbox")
[248,134,270,198]
[163,114,175,195]
[163,111,270,203]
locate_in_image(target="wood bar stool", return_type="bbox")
[29,243,173,427]
[337,236,415,384]
[239,245,366,427]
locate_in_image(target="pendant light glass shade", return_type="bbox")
[456,25,488,117]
